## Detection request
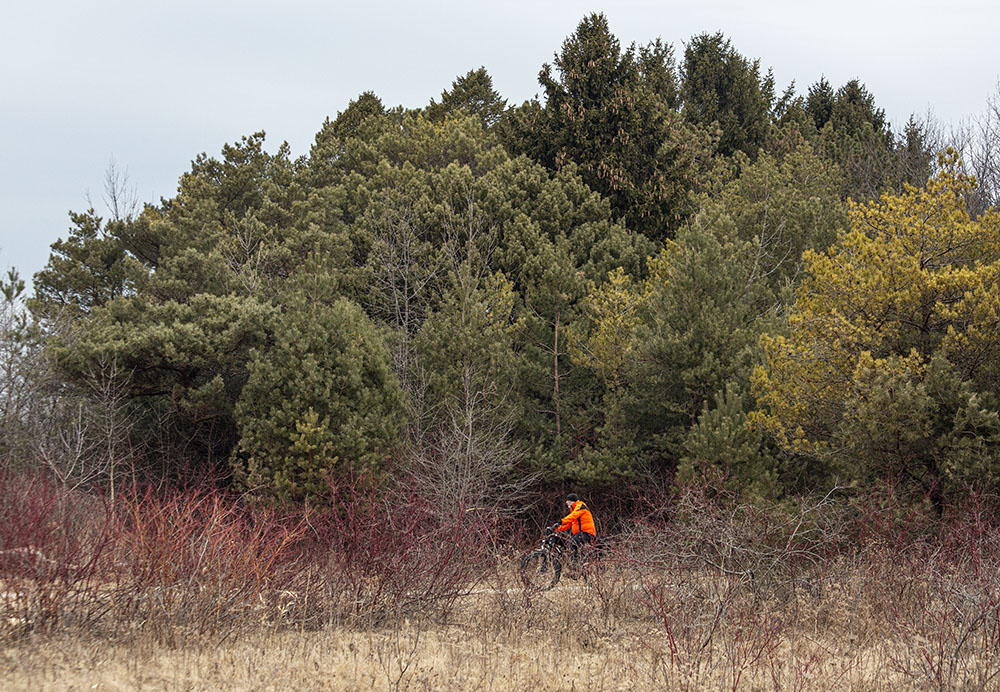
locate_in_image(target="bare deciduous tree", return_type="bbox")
[33,350,138,498]
[103,156,140,223]
[403,360,536,518]
[401,187,538,517]
[941,81,1000,216]
[0,269,43,468]
[364,189,449,396]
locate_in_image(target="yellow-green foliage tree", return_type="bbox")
[753,152,1000,505]
[562,264,656,483]
[568,266,652,392]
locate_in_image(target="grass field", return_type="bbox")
[2,475,999,690]
[4,556,999,691]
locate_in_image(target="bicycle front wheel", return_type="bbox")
[520,549,561,591]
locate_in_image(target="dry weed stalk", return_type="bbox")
[4,474,1000,691]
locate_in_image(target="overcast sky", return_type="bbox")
[2,0,998,286]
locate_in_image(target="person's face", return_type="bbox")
[566,500,573,509]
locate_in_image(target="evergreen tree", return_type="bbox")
[804,77,835,132]
[426,67,508,128]
[680,32,774,158]
[503,13,711,240]
[626,219,766,470]
[32,210,130,318]
[799,77,933,201]
[708,138,846,293]
[34,132,310,470]
[233,266,405,502]
[754,155,1000,505]
[328,91,386,140]
[679,383,782,498]
[564,138,844,483]
[304,106,650,486]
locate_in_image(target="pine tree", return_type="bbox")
[753,154,1000,504]
[233,267,405,502]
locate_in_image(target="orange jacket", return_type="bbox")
[557,500,596,536]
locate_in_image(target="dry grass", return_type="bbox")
[3,475,1000,691]
[3,558,999,692]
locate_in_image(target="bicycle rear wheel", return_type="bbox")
[520,549,561,591]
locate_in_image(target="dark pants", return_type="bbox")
[567,531,594,560]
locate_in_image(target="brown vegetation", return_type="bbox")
[2,473,1000,691]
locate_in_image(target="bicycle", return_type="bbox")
[519,526,602,591]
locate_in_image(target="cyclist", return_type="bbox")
[552,493,596,559]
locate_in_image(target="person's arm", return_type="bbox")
[557,504,585,531]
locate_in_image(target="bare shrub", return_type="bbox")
[107,484,312,642]
[6,469,1000,691]
[0,471,110,635]
[296,475,506,629]
[624,481,845,603]
[874,493,1000,691]
[0,464,512,647]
